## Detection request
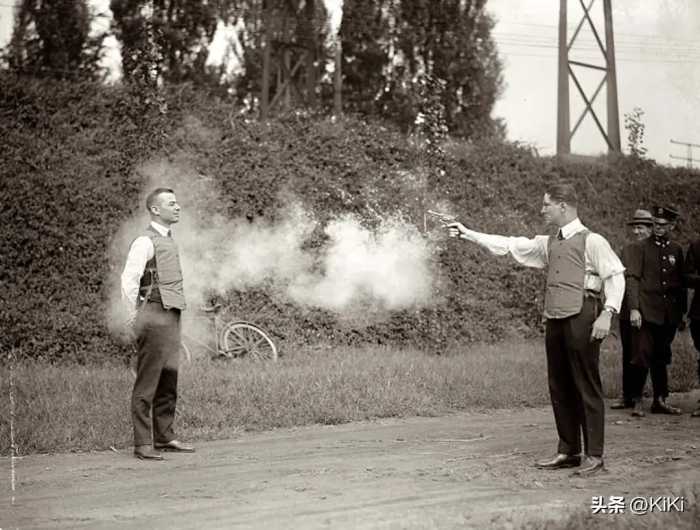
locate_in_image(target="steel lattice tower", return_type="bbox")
[557,0,621,155]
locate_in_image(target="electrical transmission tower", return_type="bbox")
[557,0,621,155]
[670,139,700,169]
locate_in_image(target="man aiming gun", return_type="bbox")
[444,181,625,477]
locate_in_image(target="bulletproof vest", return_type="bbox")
[138,226,186,310]
[544,230,590,319]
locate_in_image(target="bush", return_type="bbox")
[2,75,699,362]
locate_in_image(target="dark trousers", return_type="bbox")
[619,319,648,404]
[619,319,635,404]
[131,301,181,446]
[630,321,677,401]
[689,319,700,383]
[545,297,604,458]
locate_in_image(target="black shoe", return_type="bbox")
[535,454,581,469]
[650,401,681,415]
[572,456,604,477]
[610,399,633,410]
[631,401,645,417]
[134,445,164,460]
[154,439,196,452]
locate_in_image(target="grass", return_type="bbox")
[0,335,697,455]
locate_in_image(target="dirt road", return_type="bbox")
[2,394,699,529]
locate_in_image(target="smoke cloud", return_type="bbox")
[106,156,438,339]
[288,215,432,311]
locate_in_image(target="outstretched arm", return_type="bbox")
[446,222,549,270]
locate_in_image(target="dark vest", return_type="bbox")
[138,226,186,310]
[544,230,590,319]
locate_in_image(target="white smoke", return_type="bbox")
[107,156,436,331]
[289,215,433,311]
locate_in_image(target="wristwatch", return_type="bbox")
[602,305,617,315]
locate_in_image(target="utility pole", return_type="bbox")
[557,0,621,156]
[670,139,700,169]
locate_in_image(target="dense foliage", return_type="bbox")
[3,0,106,80]
[1,76,699,362]
[110,0,218,84]
[340,0,504,138]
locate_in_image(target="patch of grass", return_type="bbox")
[0,337,696,455]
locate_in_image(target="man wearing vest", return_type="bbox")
[120,187,194,460]
[625,206,687,417]
[610,209,653,411]
[685,235,700,417]
[446,181,625,477]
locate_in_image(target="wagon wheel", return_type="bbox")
[219,321,278,361]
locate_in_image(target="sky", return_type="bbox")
[487,0,700,164]
[1,0,698,166]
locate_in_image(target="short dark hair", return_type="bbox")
[545,181,578,208]
[146,187,174,211]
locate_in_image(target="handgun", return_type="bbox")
[426,210,457,225]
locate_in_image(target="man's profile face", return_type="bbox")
[541,193,565,227]
[631,224,652,241]
[150,192,181,225]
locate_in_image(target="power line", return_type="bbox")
[497,49,700,64]
[495,37,700,63]
[669,139,700,169]
[495,20,700,46]
[493,33,700,56]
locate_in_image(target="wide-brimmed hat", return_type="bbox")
[652,206,680,223]
[627,209,653,226]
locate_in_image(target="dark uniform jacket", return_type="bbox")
[625,237,687,325]
[686,238,700,321]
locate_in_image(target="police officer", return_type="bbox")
[121,187,195,460]
[611,209,654,411]
[685,235,700,417]
[625,206,687,416]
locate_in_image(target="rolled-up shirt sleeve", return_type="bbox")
[120,236,154,319]
[461,229,549,269]
[586,233,626,312]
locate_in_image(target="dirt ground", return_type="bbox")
[2,392,699,530]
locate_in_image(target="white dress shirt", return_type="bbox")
[459,218,626,312]
[120,221,171,320]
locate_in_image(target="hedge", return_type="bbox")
[1,75,698,362]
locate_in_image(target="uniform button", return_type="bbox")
[662,268,666,272]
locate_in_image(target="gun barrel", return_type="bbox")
[426,210,457,222]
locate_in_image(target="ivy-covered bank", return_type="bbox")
[2,77,698,362]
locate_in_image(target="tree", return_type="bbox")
[624,107,647,159]
[339,0,504,140]
[338,0,393,115]
[111,0,219,84]
[5,0,106,80]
